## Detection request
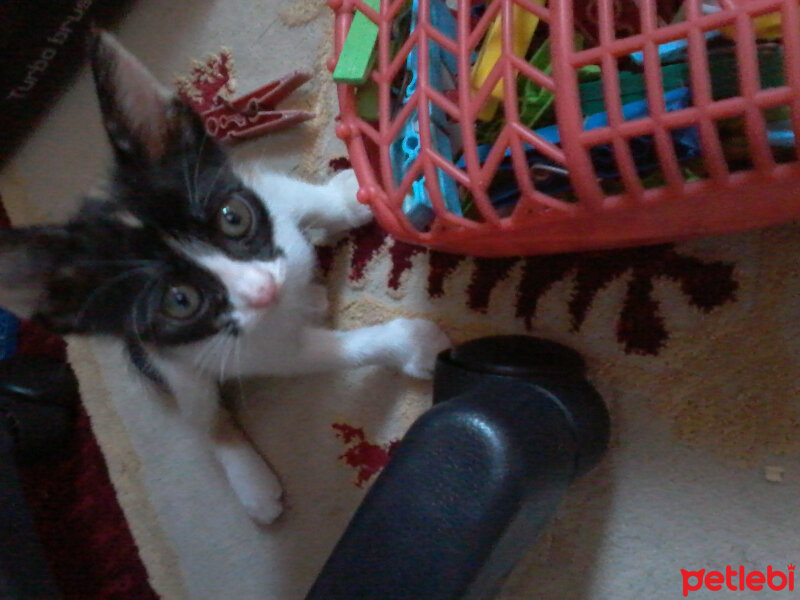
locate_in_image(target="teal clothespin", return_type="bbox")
[333,0,381,85]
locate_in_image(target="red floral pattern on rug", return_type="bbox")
[325,224,738,356]
[333,424,399,487]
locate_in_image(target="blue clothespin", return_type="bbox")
[767,120,796,147]
[630,31,721,65]
[390,0,461,230]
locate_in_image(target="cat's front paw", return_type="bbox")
[225,455,285,525]
[388,318,452,379]
[328,168,373,230]
[243,493,284,526]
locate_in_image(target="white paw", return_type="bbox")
[221,451,285,525]
[388,318,452,379]
[243,492,284,526]
[328,168,373,229]
[236,475,284,525]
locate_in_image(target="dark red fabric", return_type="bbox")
[19,407,159,600]
[1,193,158,600]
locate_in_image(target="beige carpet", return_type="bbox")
[3,1,800,599]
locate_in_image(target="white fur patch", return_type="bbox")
[179,243,287,329]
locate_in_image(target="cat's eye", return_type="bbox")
[161,284,203,320]
[217,195,254,239]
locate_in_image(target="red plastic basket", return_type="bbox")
[332,0,800,257]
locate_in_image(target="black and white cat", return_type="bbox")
[0,32,450,524]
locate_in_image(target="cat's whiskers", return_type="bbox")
[73,264,155,328]
[130,283,153,351]
[199,158,229,210]
[191,128,209,208]
[193,331,229,374]
[232,328,246,404]
[181,149,197,209]
[217,329,237,384]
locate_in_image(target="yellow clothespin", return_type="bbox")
[723,12,782,40]
[470,0,547,121]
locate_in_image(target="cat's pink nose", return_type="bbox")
[244,275,278,309]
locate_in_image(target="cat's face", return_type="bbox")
[0,32,285,347]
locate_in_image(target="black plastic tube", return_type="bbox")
[306,336,609,600]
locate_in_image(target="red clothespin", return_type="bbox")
[200,71,315,142]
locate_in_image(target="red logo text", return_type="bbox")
[681,564,795,597]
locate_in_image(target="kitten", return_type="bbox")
[0,32,450,524]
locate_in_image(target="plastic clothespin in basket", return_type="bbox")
[518,39,553,129]
[465,88,699,208]
[470,0,547,121]
[333,0,381,85]
[582,43,787,118]
[390,0,461,231]
[200,71,315,143]
[0,308,19,361]
[579,63,688,116]
[629,32,721,66]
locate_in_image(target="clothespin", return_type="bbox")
[518,39,553,129]
[579,63,687,116]
[463,88,697,207]
[767,119,795,147]
[333,0,381,85]
[723,11,782,41]
[583,43,786,119]
[629,32,721,66]
[518,35,595,128]
[470,0,547,121]
[356,80,380,121]
[201,71,315,142]
[390,0,461,230]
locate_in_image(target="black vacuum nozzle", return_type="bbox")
[306,335,609,600]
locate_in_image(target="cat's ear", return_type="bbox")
[0,227,67,320]
[89,31,202,163]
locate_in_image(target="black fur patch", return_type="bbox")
[125,336,168,390]
[0,33,288,387]
[26,206,235,345]
[89,32,281,263]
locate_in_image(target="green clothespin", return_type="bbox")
[579,44,787,118]
[356,79,379,120]
[333,0,381,85]
[580,63,687,116]
[519,36,593,129]
[519,39,553,129]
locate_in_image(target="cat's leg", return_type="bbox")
[212,410,284,525]
[240,167,372,238]
[154,360,284,524]
[303,168,373,237]
[236,318,451,379]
